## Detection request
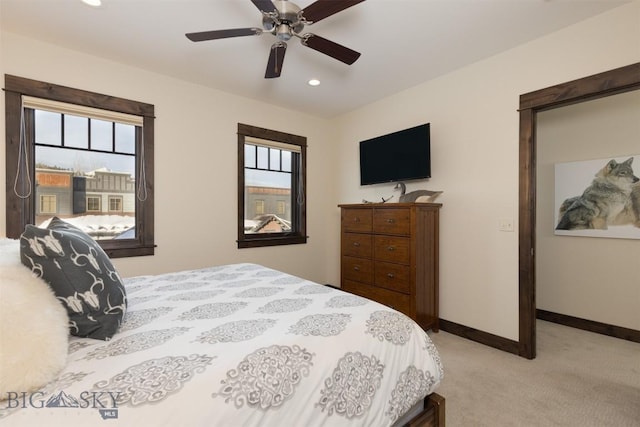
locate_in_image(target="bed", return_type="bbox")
[1,233,444,426]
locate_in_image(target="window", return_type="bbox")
[109,196,123,212]
[5,75,155,257]
[31,105,137,233]
[87,196,101,212]
[237,123,307,248]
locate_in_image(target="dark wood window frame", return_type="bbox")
[518,62,640,359]
[237,123,307,249]
[4,74,155,258]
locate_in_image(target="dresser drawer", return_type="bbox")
[342,209,372,233]
[373,209,411,235]
[341,256,373,283]
[374,236,410,264]
[342,233,373,258]
[374,262,411,294]
[342,280,412,316]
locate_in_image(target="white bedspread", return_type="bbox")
[1,263,443,426]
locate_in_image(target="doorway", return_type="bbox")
[517,62,640,359]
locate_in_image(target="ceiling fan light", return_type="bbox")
[276,24,292,41]
[308,79,320,86]
[262,16,275,31]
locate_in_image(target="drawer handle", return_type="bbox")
[386,218,395,224]
[353,242,361,247]
[387,273,395,279]
[353,217,361,223]
[354,266,360,271]
[387,246,395,252]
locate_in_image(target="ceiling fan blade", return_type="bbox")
[186,28,262,42]
[300,0,365,23]
[250,0,277,14]
[265,42,287,78]
[301,34,360,65]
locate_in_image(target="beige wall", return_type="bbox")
[536,91,640,330]
[0,32,339,285]
[333,2,640,340]
[1,2,639,342]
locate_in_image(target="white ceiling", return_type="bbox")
[0,0,629,118]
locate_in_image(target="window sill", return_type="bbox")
[237,235,308,249]
[101,241,156,258]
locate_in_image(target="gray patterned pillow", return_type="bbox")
[20,217,127,340]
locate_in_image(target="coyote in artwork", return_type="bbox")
[556,157,639,230]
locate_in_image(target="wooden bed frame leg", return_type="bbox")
[427,393,445,427]
[404,393,445,427]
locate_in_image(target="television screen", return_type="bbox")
[359,123,431,185]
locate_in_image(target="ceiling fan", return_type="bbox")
[185,0,365,79]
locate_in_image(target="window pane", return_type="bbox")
[115,123,135,154]
[244,169,292,234]
[35,146,136,240]
[36,146,134,175]
[281,151,292,172]
[34,110,62,146]
[269,148,280,170]
[257,146,269,169]
[245,145,256,168]
[245,168,291,189]
[91,119,113,151]
[64,115,88,149]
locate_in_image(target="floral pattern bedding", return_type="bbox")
[1,263,443,426]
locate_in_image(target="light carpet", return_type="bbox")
[428,320,640,427]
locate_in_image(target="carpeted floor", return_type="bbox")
[427,320,640,427]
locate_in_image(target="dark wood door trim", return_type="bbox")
[518,62,640,359]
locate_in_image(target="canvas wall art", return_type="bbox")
[554,155,640,239]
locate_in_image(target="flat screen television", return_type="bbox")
[359,123,431,185]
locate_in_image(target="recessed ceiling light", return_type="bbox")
[308,79,320,87]
[82,0,102,7]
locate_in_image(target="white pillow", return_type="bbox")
[0,238,69,399]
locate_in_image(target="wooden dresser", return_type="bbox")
[339,203,441,331]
